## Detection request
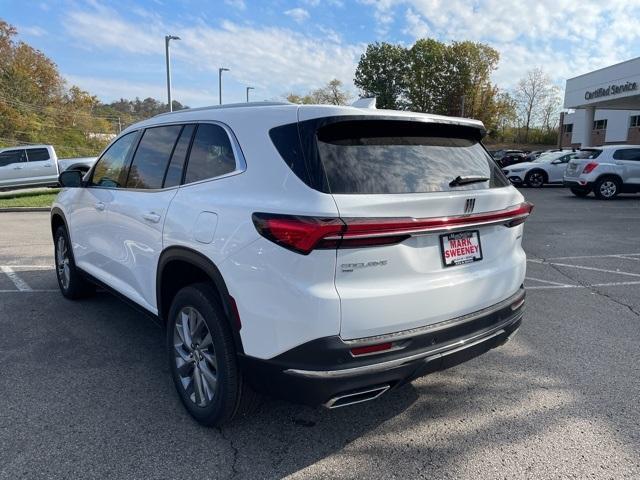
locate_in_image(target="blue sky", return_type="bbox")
[3,0,640,106]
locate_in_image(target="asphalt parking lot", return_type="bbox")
[1,187,639,479]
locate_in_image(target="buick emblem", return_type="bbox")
[464,198,476,214]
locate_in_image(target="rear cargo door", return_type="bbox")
[306,116,528,340]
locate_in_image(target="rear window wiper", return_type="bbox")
[449,175,490,187]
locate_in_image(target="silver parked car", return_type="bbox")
[564,145,640,199]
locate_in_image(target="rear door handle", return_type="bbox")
[615,162,624,166]
[43,163,52,167]
[94,202,105,211]
[142,212,161,223]
[13,166,23,170]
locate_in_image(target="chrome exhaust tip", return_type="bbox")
[324,385,390,409]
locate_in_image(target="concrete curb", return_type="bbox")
[0,207,51,213]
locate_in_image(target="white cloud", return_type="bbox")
[284,8,310,23]
[224,0,246,10]
[63,5,361,104]
[17,25,47,37]
[364,0,640,89]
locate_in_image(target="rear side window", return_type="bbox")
[315,120,508,194]
[0,149,26,167]
[184,124,236,184]
[126,125,182,189]
[26,148,50,161]
[91,132,138,188]
[613,148,640,161]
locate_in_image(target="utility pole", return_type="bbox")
[165,35,181,112]
[246,86,255,102]
[219,67,230,105]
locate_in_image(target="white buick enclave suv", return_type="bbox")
[52,103,532,425]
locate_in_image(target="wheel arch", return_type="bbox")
[50,207,69,237]
[594,173,623,185]
[157,246,244,353]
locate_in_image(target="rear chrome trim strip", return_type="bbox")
[284,314,520,379]
[342,287,525,347]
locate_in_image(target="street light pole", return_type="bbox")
[246,86,255,102]
[165,35,180,112]
[219,67,229,105]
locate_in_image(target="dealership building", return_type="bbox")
[560,57,640,148]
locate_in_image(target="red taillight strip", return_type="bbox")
[327,202,534,240]
[252,202,533,254]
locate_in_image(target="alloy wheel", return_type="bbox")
[528,172,544,187]
[55,235,71,290]
[173,307,218,407]
[599,180,617,198]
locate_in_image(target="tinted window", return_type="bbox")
[184,124,236,184]
[126,125,182,189]
[163,124,195,188]
[613,148,640,161]
[0,149,26,167]
[91,132,138,188]
[26,148,50,161]
[314,120,508,194]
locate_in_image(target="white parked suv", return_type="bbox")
[52,103,532,425]
[564,145,640,199]
[501,150,578,187]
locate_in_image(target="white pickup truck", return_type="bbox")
[0,145,97,190]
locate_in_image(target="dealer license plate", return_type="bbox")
[440,230,483,267]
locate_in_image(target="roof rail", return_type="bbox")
[153,101,291,118]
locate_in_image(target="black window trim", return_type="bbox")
[85,120,246,192]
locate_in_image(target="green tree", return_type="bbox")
[406,39,448,113]
[354,42,408,109]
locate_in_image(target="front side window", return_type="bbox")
[0,149,26,167]
[184,124,237,184]
[126,125,182,189]
[613,148,640,161]
[90,132,138,188]
[26,148,50,162]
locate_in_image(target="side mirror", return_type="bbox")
[59,169,85,188]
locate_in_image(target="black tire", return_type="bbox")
[593,176,621,200]
[167,283,257,426]
[53,226,95,299]
[525,170,546,188]
[570,187,591,197]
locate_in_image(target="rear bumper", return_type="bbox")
[563,179,591,188]
[240,287,525,407]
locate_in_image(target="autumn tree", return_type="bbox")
[286,79,351,105]
[514,68,559,142]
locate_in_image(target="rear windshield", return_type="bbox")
[271,118,508,194]
[575,149,602,159]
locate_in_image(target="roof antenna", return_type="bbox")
[352,97,377,109]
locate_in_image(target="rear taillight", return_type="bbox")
[252,202,534,255]
[251,213,345,254]
[583,162,599,174]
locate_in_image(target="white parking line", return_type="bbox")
[532,261,640,278]
[0,266,32,291]
[0,289,57,293]
[525,276,574,287]
[531,253,640,261]
[527,280,640,290]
